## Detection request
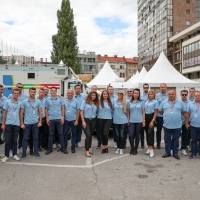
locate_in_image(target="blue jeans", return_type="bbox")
[114,123,127,149]
[22,123,39,155]
[190,126,200,156]
[63,120,77,149]
[156,117,163,146]
[76,119,82,144]
[5,125,20,157]
[129,123,142,150]
[164,127,181,155]
[48,119,65,149]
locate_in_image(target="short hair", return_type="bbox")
[91,85,97,89]
[50,86,57,90]
[16,83,22,85]
[43,86,49,89]
[189,88,195,91]
[160,83,167,87]
[29,87,36,92]
[39,88,45,92]
[74,84,81,89]
[143,83,149,88]
[12,88,20,93]
[181,90,188,94]
[0,84,3,88]
[107,85,113,90]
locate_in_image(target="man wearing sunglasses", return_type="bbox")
[126,88,133,100]
[180,90,189,156]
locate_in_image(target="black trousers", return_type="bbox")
[145,113,155,147]
[97,118,112,146]
[41,117,48,149]
[83,118,96,151]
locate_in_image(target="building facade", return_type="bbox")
[138,0,199,71]
[124,57,138,80]
[169,21,200,81]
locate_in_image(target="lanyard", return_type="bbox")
[12,102,18,112]
[28,101,35,110]
[195,103,200,113]
[169,101,176,111]
[67,100,72,108]
[51,98,57,106]
[0,98,4,109]
[160,93,167,101]
[145,100,153,109]
[132,101,138,109]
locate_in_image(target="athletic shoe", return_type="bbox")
[34,153,41,159]
[182,149,187,156]
[113,142,117,148]
[77,142,81,147]
[9,151,13,158]
[13,155,20,161]
[1,156,9,163]
[146,148,150,155]
[150,149,154,158]
[115,148,120,154]
[53,144,57,149]
[119,149,123,155]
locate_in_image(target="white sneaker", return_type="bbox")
[119,149,123,155]
[146,148,150,155]
[27,148,30,153]
[182,149,187,156]
[77,142,81,147]
[57,144,61,148]
[13,155,20,161]
[115,148,120,154]
[53,144,57,149]
[150,149,154,158]
[171,150,173,155]
[9,151,13,158]
[114,142,117,148]
[1,156,9,163]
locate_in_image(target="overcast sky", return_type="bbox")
[0,0,138,61]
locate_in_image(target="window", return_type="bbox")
[186,9,190,14]
[120,65,124,69]
[186,0,190,3]
[186,20,190,25]
[57,69,65,75]
[110,65,115,69]
[28,73,35,79]
[100,64,104,69]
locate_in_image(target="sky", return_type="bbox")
[0,0,138,62]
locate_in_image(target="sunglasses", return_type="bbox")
[118,93,123,95]
[127,91,132,92]
[18,86,23,88]
[144,87,149,89]
[181,94,187,96]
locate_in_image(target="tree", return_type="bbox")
[11,55,16,64]
[0,56,6,64]
[51,0,81,74]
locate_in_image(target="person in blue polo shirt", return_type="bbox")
[129,88,145,155]
[185,91,200,159]
[156,83,168,149]
[74,84,86,148]
[113,90,130,155]
[45,87,67,155]
[140,83,149,149]
[20,87,42,159]
[188,88,195,103]
[97,90,113,154]
[159,90,186,160]
[1,88,21,163]
[144,91,158,158]
[63,89,80,153]
[80,91,99,157]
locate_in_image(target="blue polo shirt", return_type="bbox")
[80,100,97,119]
[74,93,86,105]
[44,94,51,99]
[8,93,28,102]
[188,102,200,128]
[109,94,117,103]
[21,98,42,124]
[64,98,80,121]
[156,93,168,117]
[188,97,194,103]
[45,97,64,120]
[0,96,8,123]
[112,99,130,124]
[159,99,186,129]
[145,100,159,114]
[37,97,46,118]
[97,101,112,119]
[181,101,189,125]
[140,93,148,102]
[129,100,144,123]
[3,99,21,126]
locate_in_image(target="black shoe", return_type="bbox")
[71,148,76,153]
[133,149,138,155]
[38,147,42,152]
[101,149,106,154]
[189,154,196,159]
[21,154,26,159]
[30,150,34,156]
[60,148,68,154]
[162,153,171,158]
[96,145,101,149]
[141,145,144,149]
[105,148,109,153]
[157,145,161,149]
[173,154,180,160]
[45,149,53,155]
[130,149,133,155]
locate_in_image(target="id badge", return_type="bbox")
[33,110,36,114]
[194,113,197,118]
[170,109,173,113]
[13,112,16,116]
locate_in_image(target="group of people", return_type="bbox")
[0,82,199,163]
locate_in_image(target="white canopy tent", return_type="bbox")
[131,67,147,84]
[127,71,139,83]
[87,61,119,88]
[139,52,200,88]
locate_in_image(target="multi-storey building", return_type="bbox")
[138,0,199,71]
[124,57,138,80]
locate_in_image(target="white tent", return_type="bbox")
[131,67,147,84]
[87,61,119,88]
[127,71,139,82]
[139,52,200,87]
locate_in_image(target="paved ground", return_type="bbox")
[0,133,200,200]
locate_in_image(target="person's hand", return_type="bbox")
[142,122,145,127]
[46,119,50,126]
[1,124,5,131]
[74,120,78,126]
[37,122,42,127]
[82,121,86,129]
[149,121,154,128]
[21,124,25,129]
[60,118,64,125]
[185,123,190,130]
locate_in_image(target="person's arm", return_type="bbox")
[126,109,130,125]
[80,110,86,128]
[185,112,190,129]
[45,108,50,126]
[20,108,25,129]
[61,105,65,124]
[38,107,42,127]
[142,108,145,127]
[158,110,163,115]
[1,110,7,131]
[74,109,80,126]
[149,109,158,128]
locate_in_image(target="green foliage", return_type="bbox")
[0,56,6,64]
[51,0,81,74]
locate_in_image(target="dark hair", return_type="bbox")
[143,83,149,88]
[39,88,45,91]
[0,84,3,88]
[85,91,99,106]
[12,88,20,93]
[189,88,195,91]
[107,85,113,90]
[29,87,36,92]
[100,90,112,109]
[131,88,140,101]
[74,84,81,89]
[181,90,188,94]
[50,86,57,90]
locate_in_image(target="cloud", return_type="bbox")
[0,0,137,61]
